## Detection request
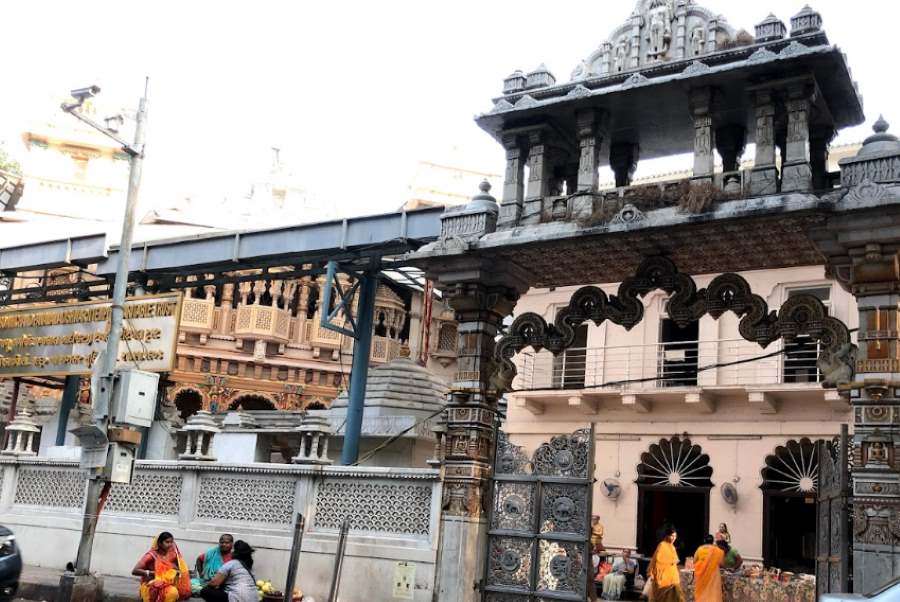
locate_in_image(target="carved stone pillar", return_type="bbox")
[220,282,235,335]
[498,134,526,229]
[815,126,900,590]
[573,109,607,220]
[610,142,639,188]
[843,245,900,591]
[810,126,835,191]
[715,125,746,174]
[690,88,716,182]
[423,258,528,602]
[750,90,779,196]
[782,83,816,193]
[523,129,552,226]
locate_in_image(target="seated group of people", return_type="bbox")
[132,532,258,602]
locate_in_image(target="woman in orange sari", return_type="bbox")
[648,526,686,602]
[132,532,192,602]
[693,535,724,602]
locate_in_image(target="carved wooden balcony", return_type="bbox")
[233,303,291,343]
[180,297,216,343]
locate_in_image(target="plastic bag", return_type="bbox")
[642,576,653,599]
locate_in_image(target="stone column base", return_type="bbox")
[57,573,104,602]
[781,161,813,193]
[570,194,596,222]
[521,199,543,225]
[750,166,779,196]
[497,202,522,230]
[854,547,900,593]
[435,515,487,602]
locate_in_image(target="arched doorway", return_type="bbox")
[761,438,822,574]
[174,389,203,421]
[229,395,276,411]
[636,436,713,559]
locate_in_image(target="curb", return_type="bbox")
[18,579,140,602]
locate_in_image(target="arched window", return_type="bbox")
[229,395,276,411]
[174,389,203,421]
[637,436,713,487]
[761,438,820,493]
[306,400,326,410]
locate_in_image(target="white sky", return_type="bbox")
[0,0,894,218]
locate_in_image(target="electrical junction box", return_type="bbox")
[105,442,135,484]
[110,369,159,428]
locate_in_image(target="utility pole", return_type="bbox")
[60,80,149,589]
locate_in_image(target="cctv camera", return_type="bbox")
[70,86,101,100]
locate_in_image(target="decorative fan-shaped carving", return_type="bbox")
[761,438,822,493]
[637,436,713,487]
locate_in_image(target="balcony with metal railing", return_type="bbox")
[510,338,847,416]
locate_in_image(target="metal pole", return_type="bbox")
[327,518,350,602]
[56,376,80,446]
[340,270,377,465]
[282,513,305,602]
[73,78,149,576]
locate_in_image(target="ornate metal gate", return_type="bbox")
[483,428,595,601]
[816,424,850,597]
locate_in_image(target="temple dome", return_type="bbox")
[332,357,448,412]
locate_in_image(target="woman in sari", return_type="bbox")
[196,534,235,585]
[132,531,192,602]
[693,535,724,602]
[648,526,686,602]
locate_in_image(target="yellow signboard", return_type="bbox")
[0,293,182,377]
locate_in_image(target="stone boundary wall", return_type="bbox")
[0,458,442,601]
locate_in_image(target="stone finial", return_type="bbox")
[755,13,786,42]
[438,180,499,243]
[292,414,333,465]
[469,180,498,213]
[790,5,822,36]
[1,410,40,456]
[839,115,900,185]
[525,64,556,90]
[503,70,527,95]
[179,410,220,461]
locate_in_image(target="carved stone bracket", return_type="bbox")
[495,256,856,389]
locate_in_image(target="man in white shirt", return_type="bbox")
[612,549,639,588]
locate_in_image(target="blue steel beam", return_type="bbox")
[96,208,442,276]
[0,234,107,273]
[0,207,441,277]
[341,270,378,465]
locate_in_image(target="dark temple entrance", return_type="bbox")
[763,493,817,573]
[637,486,709,560]
[635,436,713,561]
[761,438,823,574]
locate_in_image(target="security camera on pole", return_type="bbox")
[58,80,158,602]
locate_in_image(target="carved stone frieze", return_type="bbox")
[494,256,855,390]
[854,503,900,546]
